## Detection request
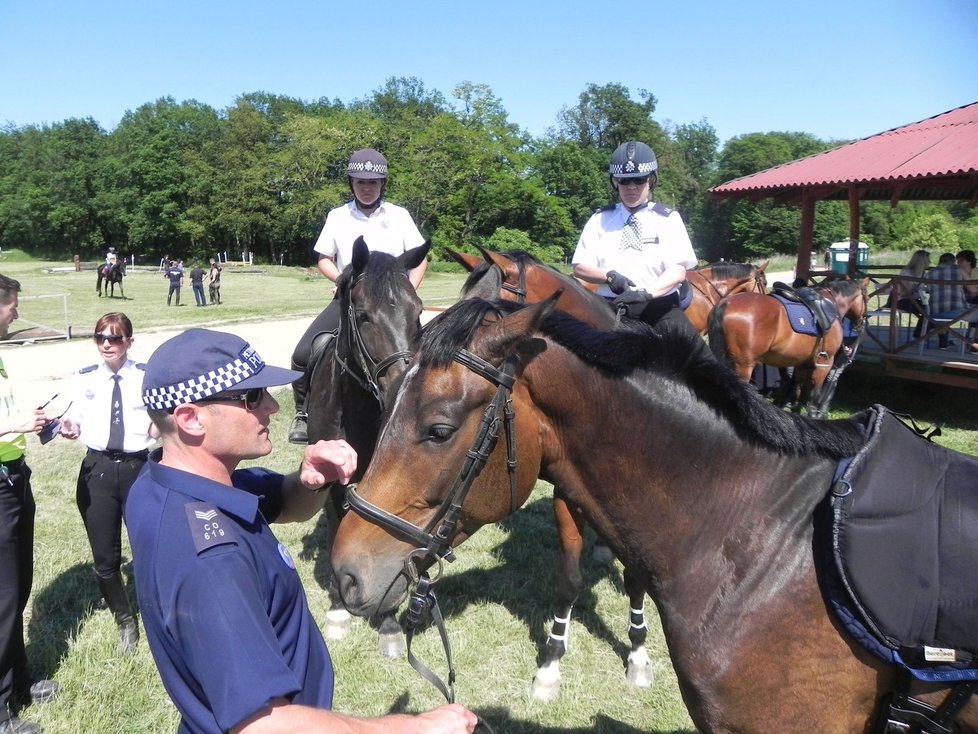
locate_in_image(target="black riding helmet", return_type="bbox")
[609,141,658,189]
[347,148,388,211]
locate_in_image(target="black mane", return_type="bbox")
[337,250,408,302]
[699,261,758,280]
[420,298,867,459]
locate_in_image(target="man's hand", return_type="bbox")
[300,439,358,490]
[606,270,635,295]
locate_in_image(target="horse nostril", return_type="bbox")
[335,568,360,607]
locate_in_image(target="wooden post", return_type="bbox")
[796,189,816,279]
[848,187,862,275]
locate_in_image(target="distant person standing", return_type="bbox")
[0,274,60,734]
[59,313,156,655]
[207,258,222,305]
[165,261,184,307]
[189,264,207,307]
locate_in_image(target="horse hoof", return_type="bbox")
[530,661,561,701]
[626,660,654,688]
[591,543,615,564]
[323,609,352,640]
[378,631,406,659]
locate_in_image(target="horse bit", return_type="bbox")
[345,348,519,727]
[334,272,415,407]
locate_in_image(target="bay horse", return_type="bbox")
[329,296,978,733]
[685,261,768,334]
[450,247,653,699]
[304,236,429,658]
[97,261,126,298]
[708,278,869,418]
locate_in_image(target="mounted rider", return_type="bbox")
[287,148,427,444]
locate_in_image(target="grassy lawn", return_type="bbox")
[2,251,974,732]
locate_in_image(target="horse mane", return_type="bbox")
[821,278,862,298]
[459,250,599,302]
[699,261,757,280]
[336,250,406,302]
[420,298,867,459]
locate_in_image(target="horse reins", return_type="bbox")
[334,272,415,407]
[344,348,518,732]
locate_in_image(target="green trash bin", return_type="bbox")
[829,241,869,274]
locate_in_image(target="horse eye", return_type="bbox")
[426,424,456,443]
[355,310,372,324]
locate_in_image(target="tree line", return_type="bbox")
[1,78,975,267]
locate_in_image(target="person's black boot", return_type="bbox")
[287,360,309,445]
[96,572,139,655]
[1,705,40,734]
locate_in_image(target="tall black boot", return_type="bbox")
[288,359,309,445]
[96,572,138,655]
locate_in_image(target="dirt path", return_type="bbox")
[1,317,313,413]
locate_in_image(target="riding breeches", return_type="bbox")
[292,298,340,370]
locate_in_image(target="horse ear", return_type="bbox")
[351,236,369,275]
[757,261,769,272]
[482,249,520,285]
[446,248,483,273]
[476,292,561,362]
[398,240,431,272]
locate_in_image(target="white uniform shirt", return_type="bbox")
[572,202,697,298]
[312,200,425,271]
[64,359,156,453]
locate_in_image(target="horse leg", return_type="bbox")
[623,566,653,688]
[376,611,406,659]
[320,492,353,641]
[531,492,584,701]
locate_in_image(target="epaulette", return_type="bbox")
[135,363,146,371]
[183,502,238,555]
[651,202,674,217]
[597,203,617,213]
[78,364,98,374]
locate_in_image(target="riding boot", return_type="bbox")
[287,360,309,445]
[96,571,139,655]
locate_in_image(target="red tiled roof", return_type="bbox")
[710,102,978,205]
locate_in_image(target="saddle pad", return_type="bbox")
[770,293,822,336]
[830,406,978,680]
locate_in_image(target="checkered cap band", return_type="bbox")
[143,348,265,411]
[348,160,388,175]
[610,161,657,176]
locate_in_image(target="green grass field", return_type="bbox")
[2,252,975,732]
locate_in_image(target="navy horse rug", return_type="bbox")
[825,406,978,683]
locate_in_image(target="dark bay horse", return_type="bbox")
[305,236,429,657]
[450,247,652,699]
[97,261,126,298]
[329,296,977,733]
[708,278,869,418]
[685,261,768,334]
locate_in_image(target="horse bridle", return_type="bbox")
[499,261,527,303]
[334,272,415,407]
[345,348,520,564]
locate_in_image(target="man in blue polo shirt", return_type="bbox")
[126,328,476,734]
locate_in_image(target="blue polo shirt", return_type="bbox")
[125,451,334,734]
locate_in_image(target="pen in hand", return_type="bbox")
[38,393,59,411]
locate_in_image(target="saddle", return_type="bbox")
[826,405,978,682]
[771,282,838,335]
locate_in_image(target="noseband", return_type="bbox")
[345,348,520,564]
[334,271,415,407]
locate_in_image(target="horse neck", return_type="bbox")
[520,340,836,584]
[526,269,615,328]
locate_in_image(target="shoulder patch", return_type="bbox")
[597,203,617,213]
[184,502,238,554]
[79,364,99,374]
[651,202,674,216]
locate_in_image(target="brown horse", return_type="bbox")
[330,296,977,733]
[685,261,768,334]
[708,278,869,418]
[449,247,649,699]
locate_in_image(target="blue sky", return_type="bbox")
[1,0,975,146]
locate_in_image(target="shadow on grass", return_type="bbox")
[25,560,133,679]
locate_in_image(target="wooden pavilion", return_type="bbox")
[709,102,978,388]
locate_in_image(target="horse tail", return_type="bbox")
[707,300,732,365]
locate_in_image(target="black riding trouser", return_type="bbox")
[75,451,145,578]
[292,298,340,371]
[0,458,34,711]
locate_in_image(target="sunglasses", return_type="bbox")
[94,333,127,344]
[617,177,650,188]
[196,387,267,411]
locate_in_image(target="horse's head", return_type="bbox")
[335,236,428,404]
[332,296,557,619]
[824,277,870,329]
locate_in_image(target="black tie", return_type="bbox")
[107,374,124,452]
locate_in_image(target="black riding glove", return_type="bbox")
[606,270,635,295]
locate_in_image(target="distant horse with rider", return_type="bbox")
[97,260,127,299]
